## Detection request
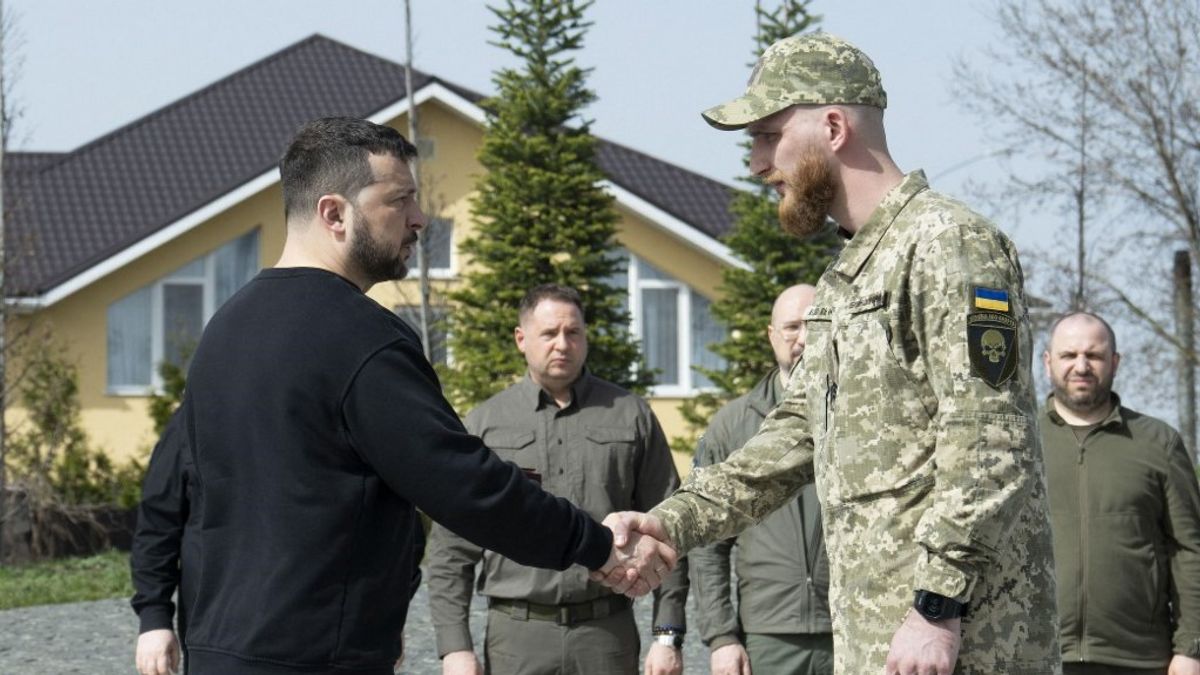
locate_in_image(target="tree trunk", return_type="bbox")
[403,0,432,362]
[1175,250,1196,459]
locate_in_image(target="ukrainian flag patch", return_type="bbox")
[973,287,1010,312]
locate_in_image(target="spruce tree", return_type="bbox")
[444,0,651,410]
[674,1,837,449]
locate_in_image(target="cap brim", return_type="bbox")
[701,92,790,131]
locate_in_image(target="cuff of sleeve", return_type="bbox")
[1174,633,1200,658]
[137,605,175,634]
[912,550,976,603]
[651,505,692,555]
[435,625,474,657]
[578,522,614,571]
[708,634,741,652]
[651,607,687,634]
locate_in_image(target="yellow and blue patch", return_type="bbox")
[973,287,1010,312]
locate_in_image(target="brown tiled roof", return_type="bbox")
[3,34,736,298]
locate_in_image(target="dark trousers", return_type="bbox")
[744,632,834,675]
[484,606,639,675]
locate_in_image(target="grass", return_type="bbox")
[0,549,132,610]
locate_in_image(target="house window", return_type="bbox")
[615,251,726,395]
[396,304,449,366]
[106,228,260,393]
[417,217,454,278]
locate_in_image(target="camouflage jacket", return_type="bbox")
[652,171,1060,674]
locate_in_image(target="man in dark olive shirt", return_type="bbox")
[130,118,675,675]
[1041,312,1200,675]
[427,284,688,675]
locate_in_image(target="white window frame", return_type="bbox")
[107,230,258,395]
[422,217,456,280]
[625,253,719,398]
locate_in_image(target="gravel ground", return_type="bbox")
[0,580,711,674]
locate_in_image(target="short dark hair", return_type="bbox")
[279,117,419,222]
[519,284,586,323]
[1047,311,1118,354]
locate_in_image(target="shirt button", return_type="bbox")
[557,438,563,444]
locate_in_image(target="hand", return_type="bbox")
[604,511,673,548]
[135,629,180,675]
[1170,654,1200,675]
[442,650,483,675]
[592,512,678,597]
[883,610,961,675]
[711,642,752,675]
[645,642,683,675]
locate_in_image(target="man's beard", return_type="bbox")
[349,212,414,285]
[774,147,837,239]
[1051,373,1113,415]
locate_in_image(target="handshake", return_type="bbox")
[589,512,679,597]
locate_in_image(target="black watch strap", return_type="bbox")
[913,590,967,621]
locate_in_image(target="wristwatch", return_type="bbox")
[654,633,684,649]
[652,625,684,649]
[913,590,967,621]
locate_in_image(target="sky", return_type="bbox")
[8,0,1006,205]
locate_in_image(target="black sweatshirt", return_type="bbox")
[132,268,612,674]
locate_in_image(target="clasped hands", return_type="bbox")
[589,511,678,597]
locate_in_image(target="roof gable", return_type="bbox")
[6,34,739,305]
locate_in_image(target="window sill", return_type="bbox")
[106,386,155,397]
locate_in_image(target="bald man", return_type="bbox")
[1041,312,1200,675]
[689,285,833,675]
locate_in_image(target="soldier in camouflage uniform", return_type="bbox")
[600,33,1060,675]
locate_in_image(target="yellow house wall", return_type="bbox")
[13,185,287,463]
[14,98,729,465]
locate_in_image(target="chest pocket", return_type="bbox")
[826,293,931,505]
[483,428,537,470]
[584,425,637,500]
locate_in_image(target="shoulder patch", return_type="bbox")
[967,309,1018,388]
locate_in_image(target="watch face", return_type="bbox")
[925,595,943,616]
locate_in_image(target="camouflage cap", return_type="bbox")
[702,32,887,131]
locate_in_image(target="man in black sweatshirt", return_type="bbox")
[131,117,675,675]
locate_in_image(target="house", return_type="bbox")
[4,35,744,463]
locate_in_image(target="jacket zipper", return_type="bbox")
[1077,434,1088,662]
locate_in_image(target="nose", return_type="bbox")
[748,137,771,178]
[409,203,427,231]
[1071,354,1091,373]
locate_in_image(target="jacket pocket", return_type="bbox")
[826,305,931,504]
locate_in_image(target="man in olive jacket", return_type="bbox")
[690,284,832,675]
[1042,312,1200,675]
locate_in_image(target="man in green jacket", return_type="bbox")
[690,284,833,675]
[1042,311,1200,675]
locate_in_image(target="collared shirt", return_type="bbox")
[427,371,687,656]
[1043,392,1200,668]
[651,171,1059,674]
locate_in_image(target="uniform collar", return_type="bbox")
[746,367,785,417]
[830,170,930,281]
[1043,391,1125,430]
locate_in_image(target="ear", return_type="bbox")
[824,107,850,152]
[1041,350,1051,377]
[1110,351,1121,377]
[317,194,350,235]
[514,325,526,354]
